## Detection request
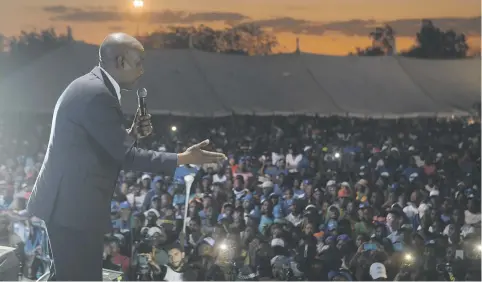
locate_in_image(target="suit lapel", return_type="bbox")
[91,66,119,101]
[90,67,127,125]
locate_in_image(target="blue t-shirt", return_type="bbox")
[281,198,293,215]
[173,194,186,206]
[403,167,420,179]
[259,215,274,234]
[264,167,287,177]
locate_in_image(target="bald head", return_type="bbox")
[98,33,145,90]
[99,33,144,65]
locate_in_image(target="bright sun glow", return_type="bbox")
[133,0,144,8]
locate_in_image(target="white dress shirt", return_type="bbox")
[99,66,121,104]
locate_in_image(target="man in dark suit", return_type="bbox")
[26,33,226,281]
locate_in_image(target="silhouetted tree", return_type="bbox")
[138,24,278,55]
[9,28,72,61]
[0,27,73,79]
[351,25,396,56]
[401,19,469,59]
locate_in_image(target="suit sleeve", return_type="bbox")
[81,92,178,175]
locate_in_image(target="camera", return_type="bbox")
[363,243,377,251]
[137,254,149,273]
[133,238,156,281]
[135,253,152,281]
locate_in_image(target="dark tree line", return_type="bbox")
[0,27,73,77]
[353,19,471,59]
[137,24,278,56]
[0,24,277,76]
[8,27,73,59]
[0,18,474,73]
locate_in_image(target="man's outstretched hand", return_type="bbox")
[177,139,227,165]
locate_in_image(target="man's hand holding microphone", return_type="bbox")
[127,109,153,139]
[127,88,153,139]
[129,87,227,166]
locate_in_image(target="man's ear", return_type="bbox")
[181,252,185,259]
[116,55,123,69]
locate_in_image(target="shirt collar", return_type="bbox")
[98,66,121,103]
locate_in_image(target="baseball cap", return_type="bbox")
[326,180,336,187]
[144,208,160,218]
[271,238,285,248]
[370,262,387,280]
[147,226,163,237]
[141,174,151,181]
[336,234,350,242]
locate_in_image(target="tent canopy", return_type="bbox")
[0,42,480,118]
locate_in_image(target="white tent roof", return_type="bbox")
[0,42,479,118]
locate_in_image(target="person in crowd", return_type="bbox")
[108,239,131,275]
[23,218,47,279]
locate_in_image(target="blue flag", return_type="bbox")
[174,165,199,181]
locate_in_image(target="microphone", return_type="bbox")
[137,88,148,116]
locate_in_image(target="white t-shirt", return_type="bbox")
[403,203,418,219]
[425,184,437,193]
[285,153,302,170]
[13,222,27,242]
[271,152,284,165]
[126,192,146,210]
[285,213,303,227]
[461,224,476,238]
[202,163,221,172]
[163,265,183,281]
[413,155,425,167]
[418,202,430,219]
[213,174,227,183]
[464,210,481,225]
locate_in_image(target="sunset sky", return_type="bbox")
[1,0,480,55]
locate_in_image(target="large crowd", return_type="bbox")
[0,114,480,281]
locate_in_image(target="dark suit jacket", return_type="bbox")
[27,66,178,233]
